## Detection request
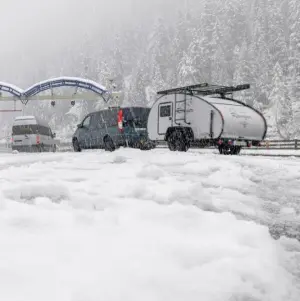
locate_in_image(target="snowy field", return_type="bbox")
[0,148,300,301]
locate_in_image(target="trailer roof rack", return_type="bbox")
[157,83,250,96]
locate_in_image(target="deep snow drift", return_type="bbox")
[0,148,299,301]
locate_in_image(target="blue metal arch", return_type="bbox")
[0,82,23,98]
[23,77,108,98]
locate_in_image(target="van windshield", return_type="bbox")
[12,125,38,135]
[123,107,150,128]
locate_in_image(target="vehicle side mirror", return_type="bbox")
[77,124,82,128]
[52,133,56,138]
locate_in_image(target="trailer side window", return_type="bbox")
[160,105,171,117]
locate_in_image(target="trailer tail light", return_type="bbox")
[36,135,40,144]
[117,109,123,132]
[228,140,232,145]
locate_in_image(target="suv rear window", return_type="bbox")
[123,107,150,128]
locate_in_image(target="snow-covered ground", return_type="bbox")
[0,148,299,301]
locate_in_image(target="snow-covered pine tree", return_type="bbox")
[269,62,294,139]
[148,17,172,84]
[177,51,197,86]
[169,9,193,87]
[233,40,255,106]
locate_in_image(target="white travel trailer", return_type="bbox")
[147,83,267,155]
[11,115,57,152]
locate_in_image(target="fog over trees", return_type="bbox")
[0,0,299,140]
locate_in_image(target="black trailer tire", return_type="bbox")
[218,145,230,155]
[167,130,189,152]
[167,131,177,151]
[73,139,82,152]
[218,145,241,155]
[104,136,116,152]
[177,131,189,152]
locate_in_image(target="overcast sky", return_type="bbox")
[0,0,176,86]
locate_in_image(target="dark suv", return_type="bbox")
[72,106,156,152]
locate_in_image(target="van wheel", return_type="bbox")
[104,136,116,152]
[218,145,230,155]
[52,144,57,153]
[167,130,189,152]
[73,139,81,152]
[140,143,151,151]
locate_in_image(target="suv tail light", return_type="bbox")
[36,135,40,144]
[118,109,123,132]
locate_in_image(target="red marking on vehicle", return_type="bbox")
[118,109,123,132]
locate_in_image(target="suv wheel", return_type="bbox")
[104,136,116,152]
[73,139,81,152]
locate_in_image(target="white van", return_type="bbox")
[11,116,57,152]
[147,83,267,155]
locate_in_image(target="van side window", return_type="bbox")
[90,114,98,129]
[82,116,91,128]
[160,105,171,117]
[107,110,118,127]
[101,110,118,127]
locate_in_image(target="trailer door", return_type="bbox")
[158,102,173,135]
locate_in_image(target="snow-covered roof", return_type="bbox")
[0,77,111,103]
[0,81,24,97]
[14,115,35,120]
[23,76,108,98]
[13,115,50,127]
[202,96,244,106]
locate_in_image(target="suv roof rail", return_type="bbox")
[157,83,250,96]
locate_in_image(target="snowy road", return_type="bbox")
[0,148,300,301]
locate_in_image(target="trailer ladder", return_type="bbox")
[174,93,191,125]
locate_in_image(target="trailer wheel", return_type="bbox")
[167,132,177,151]
[218,145,241,155]
[167,130,189,152]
